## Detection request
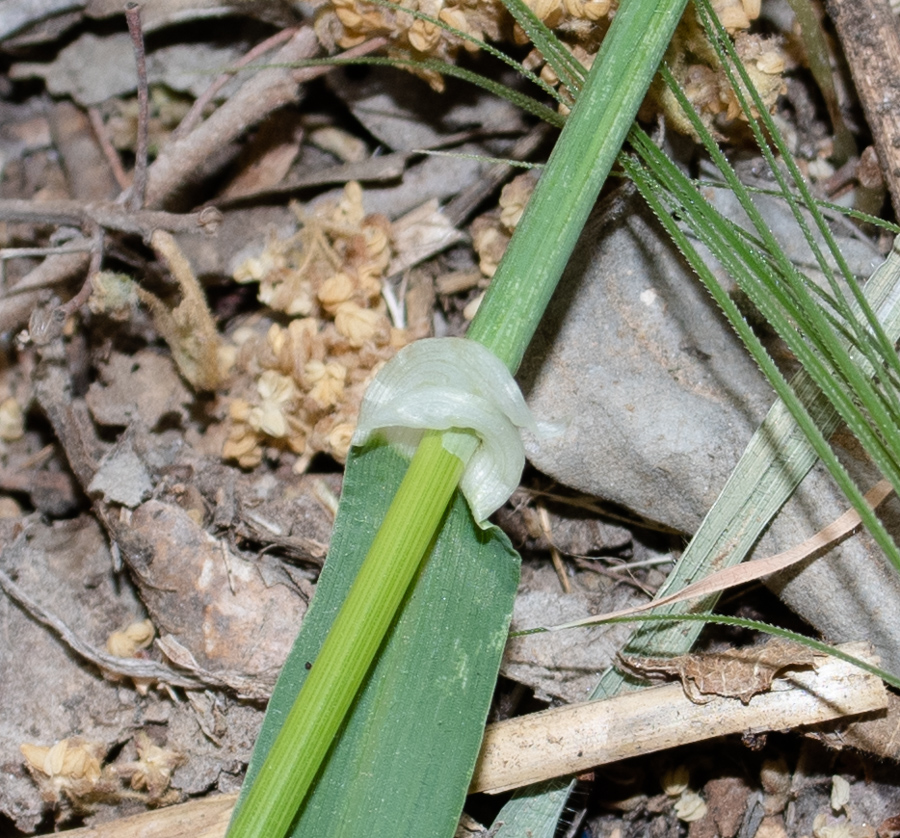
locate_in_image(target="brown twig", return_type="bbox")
[0,250,91,333]
[144,31,388,208]
[124,3,150,211]
[0,564,211,690]
[60,223,104,318]
[88,106,131,191]
[173,25,301,140]
[0,199,221,239]
[537,503,572,593]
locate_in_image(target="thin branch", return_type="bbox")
[173,26,301,140]
[88,106,130,191]
[124,2,150,211]
[0,199,222,239]
[60,223,104,317]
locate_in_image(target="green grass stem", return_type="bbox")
[467,0,689,372]
[226,430,464,838]
[228,2,690,834]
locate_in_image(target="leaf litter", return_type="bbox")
[0,1,899,837]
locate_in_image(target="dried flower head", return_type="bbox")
[120,732,183,802]
[649,5,790,139]
[226,182,409,469]
[0,397,24,441]
[20,738,115,806]
[107,619,155,658]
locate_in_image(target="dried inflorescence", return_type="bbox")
[224,182,409,470]
[314,0,509,89]
[471,170,539,283]
[116,732,184,803]
[20,738,112,807]
[106,619,155,658]
[106,619,157,694]
[647,3,791,139]
[20,733,182,812]
[315,0,788,136]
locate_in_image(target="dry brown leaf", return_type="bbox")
[620,638,818,704]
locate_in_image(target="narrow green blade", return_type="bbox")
[234,440,520,837]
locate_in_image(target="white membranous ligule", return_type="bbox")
[352,337,538,524]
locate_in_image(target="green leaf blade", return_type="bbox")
[231,441,520,838]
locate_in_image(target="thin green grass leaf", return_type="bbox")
[267,55,566,127]
[499,0,586,95]
[694,179,900,234]
[413,148,545,169]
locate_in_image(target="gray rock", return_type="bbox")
[520,190,900,673]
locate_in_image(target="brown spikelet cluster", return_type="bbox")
[223,182,409,471]
[314,0,789,136]
[647,1,791,139]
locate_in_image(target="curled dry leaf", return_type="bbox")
[620,638,819,705]
[137,230,225,392]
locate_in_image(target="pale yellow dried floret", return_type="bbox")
[439,6,481,51]
[107,619,155,658]
[334,301,385,346]
[528,0,563,24]
[713,0,751,34]
[471,210,510,277]
[318,272,356,313]
[563,0,611,20]
[222,424,264,468]
[249,370,299,438]
[0,397,24,441]
[409,17,443,52]
[305,360,347,407]
[327,421,356,460]
[499,172,538,230]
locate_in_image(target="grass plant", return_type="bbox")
[227,1,900,836]
[226,2,689,836]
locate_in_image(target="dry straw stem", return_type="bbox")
[470,640,886,794]
[52,641,885,837]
